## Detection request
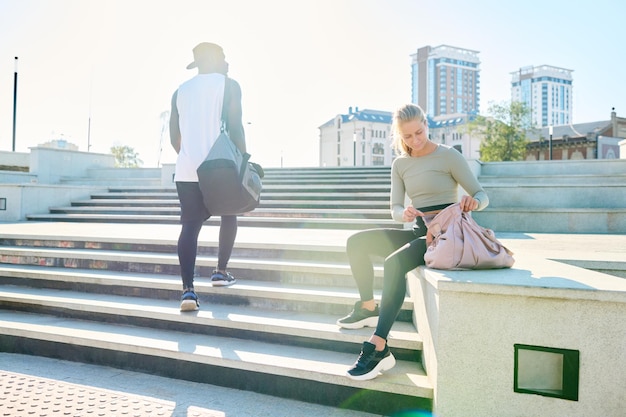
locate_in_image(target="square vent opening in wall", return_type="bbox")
[514,344,579,401]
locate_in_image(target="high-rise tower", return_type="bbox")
[411,45,480,117]
[511,65,573,127]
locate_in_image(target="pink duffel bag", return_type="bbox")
[424,203,514,270]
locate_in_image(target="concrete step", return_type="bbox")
[85,168,163,179]
[104,183,392,193]
[76,197,390,210]
[58,168,163,186]
[66,201,390,212]
[0,246,370,288]
[262,166,391,176]
[25,213,401,229]
[0,230,350,264]
[89,191,179,200]
[0,310,432,414]
[0,264,408,318]
[0,286,419,352]
[59,178,162,186]
[85,191,390,202]
[44,206,389,217]
[260,178,390,185]
[259,192,389,201]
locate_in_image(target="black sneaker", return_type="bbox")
[211,270,236,287]
[337,301,379,329]
[180,289,199,312]
[347,341,396,381]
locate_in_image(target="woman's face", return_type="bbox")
[399,119,429,154]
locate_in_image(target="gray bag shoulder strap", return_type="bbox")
[220,77,230,133]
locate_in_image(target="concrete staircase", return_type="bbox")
[473,159,626,233]
[27,166,400,230]
[26,160,626,233]
[0,222,430,415]
[1,167,432,415]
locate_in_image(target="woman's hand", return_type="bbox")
[426,229,433,246]
[402,205,424,223]
[460,195,479,212]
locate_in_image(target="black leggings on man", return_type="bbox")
[176,182,237,290]
[346,220,427,340]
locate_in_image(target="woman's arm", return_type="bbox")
[448,150,489,211]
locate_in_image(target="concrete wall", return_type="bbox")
[0,184,104,221]
[0,148,113,220]
[29,147,115,184]
[480,158,626,176]
[0,172,37,184]
[0,151,29,168]
[161,163,176,186]
[410,255,626,417]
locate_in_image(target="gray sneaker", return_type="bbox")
[337,301,379,329]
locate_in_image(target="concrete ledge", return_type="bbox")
[0,151,29,169]
[473,208,626,234]
[409,253,626,417]
[29,147,114,184]
[161,163,175,186]
[480,158,626,176]
[0,171,38,184]
[0,184,106,221]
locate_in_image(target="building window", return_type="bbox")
[372,143,385,166]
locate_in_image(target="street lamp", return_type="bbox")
[548,125,553,160]
[353,131,357,166]
[12,57,18,152]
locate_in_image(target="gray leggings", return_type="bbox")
[346,223,427,340]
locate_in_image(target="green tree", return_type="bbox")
[111,145,143,168]
[467,101,534,162]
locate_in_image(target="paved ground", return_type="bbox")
[0,353,380,417]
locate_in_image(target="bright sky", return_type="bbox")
[1,0,624,168]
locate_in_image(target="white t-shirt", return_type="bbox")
[174,73,226,182]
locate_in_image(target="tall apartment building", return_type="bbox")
[511,65,573,128]
[410,45,481,117]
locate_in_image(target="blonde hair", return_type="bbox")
[391,103,427,156]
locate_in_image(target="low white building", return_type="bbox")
[429,113,481,160]
[319,107,483,167]
[318,107,393,167]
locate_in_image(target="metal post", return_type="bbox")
[353,132,356,166]
[12,57,18,152]
[548,125,553,160]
